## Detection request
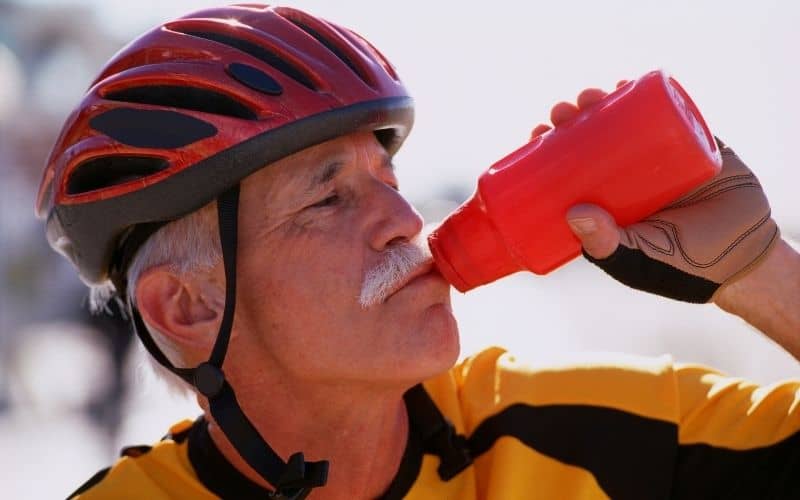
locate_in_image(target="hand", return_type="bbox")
[532,83,779,304]
[534,83,800,360]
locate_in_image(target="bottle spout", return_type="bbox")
[428,192,520,292]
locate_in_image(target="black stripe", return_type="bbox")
[403,384,472,480]
[185,396,427,500]
[377,421,424,500]
[168,421,195,444]
[187,418,270,499]
[583,246,719,303]
[467,404,678,500]
[672,429,800,500]
[120,445,152,458]
[66,467,111,499]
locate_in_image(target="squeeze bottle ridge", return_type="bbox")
[428,70,723,292]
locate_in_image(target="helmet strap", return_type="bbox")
[129,185,328,499]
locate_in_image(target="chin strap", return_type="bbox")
[404,385,472,481]
[130,185,328,499]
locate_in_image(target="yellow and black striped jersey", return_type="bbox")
[70,347,800,499]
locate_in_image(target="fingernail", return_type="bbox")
[568,217,596,235]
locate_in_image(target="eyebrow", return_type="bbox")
[307,161,343,192]
[305,155,395,192]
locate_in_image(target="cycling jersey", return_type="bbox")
[70,347,800,499]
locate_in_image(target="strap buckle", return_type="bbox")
[268,452,330,499]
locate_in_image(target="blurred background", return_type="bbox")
[0,0,797,497]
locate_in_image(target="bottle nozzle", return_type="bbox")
[428,193,520,292]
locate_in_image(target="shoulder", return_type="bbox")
[427,347,682,430]
[68,419,208,500]
[418,348,687,498]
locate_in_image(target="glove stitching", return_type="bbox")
[717,225,780,286]
[637,212,771,269]
[633,225,675,256]
[666,181,760,209]
[667,175,756,208]
[677,212,770,268]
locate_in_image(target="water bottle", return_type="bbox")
[428,70,722,292]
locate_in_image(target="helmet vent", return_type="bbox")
[285,18,370,85]
[175,30,317,91]
[226,63,283,96]
[90,108,217,149]
[105,86,257,120]
[66,156,169,195]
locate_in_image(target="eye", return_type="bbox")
[310,193,340,208]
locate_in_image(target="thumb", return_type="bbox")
[566,204,621,259]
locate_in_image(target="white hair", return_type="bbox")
[359,238,431,307]
[89,202,221,396]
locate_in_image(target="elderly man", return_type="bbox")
[37,4,798,500]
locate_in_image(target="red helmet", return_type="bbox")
[36,3,413,288]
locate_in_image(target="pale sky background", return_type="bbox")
[2,1,799,497]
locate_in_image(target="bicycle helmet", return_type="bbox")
[35,4,413,498]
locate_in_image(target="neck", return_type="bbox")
[202,376,410,500]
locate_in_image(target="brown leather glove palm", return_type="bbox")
[583,140,779,303]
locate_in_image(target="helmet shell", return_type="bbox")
[36,4,413,286]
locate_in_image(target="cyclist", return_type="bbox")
[37,4,799,499]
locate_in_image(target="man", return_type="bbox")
[36,4,798,499]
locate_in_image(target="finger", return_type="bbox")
[566,204,621,259]
[576,88,607,110]
[550,101,580,126]
[530,123,552,140]
[616,79,630,89]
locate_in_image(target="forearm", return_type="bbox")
[713,238,800,361]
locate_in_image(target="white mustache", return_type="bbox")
[359,237,432,308]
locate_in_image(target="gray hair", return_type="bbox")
[89,202,221,395]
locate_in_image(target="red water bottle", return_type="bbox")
[428,70,722,292]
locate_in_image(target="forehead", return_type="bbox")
[244,132,388,190]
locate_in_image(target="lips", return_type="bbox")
[384,260,435,300]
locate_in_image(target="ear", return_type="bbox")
[135,265,223,356]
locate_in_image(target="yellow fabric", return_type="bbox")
[673,363,800,449]
[75,423,214,500]
[453,348,680,425]
[73,347,800,499]
[401,440,608,500]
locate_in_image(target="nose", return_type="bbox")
[367,182,424,251]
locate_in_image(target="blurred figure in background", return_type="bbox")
[0,0,133,445]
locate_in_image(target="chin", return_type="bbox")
[370,293,460,385]
[410,302,461,380]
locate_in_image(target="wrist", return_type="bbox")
[712,233,782,310]
[713,238,800,360]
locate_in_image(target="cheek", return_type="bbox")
[236,259,375,378]
[237,232,367,338]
